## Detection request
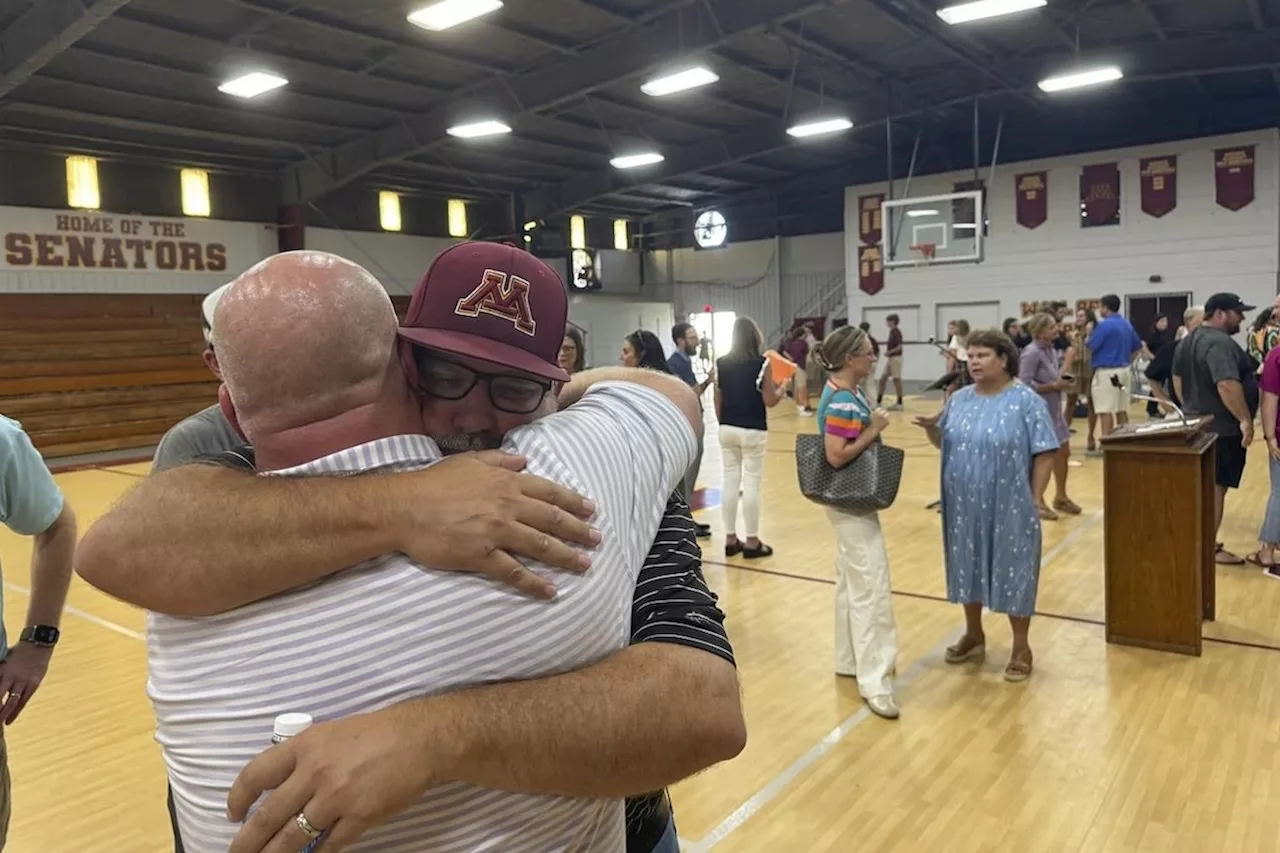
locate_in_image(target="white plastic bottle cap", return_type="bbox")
[273,712,313,740]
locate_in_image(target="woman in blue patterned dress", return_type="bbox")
[914,329,1059,682]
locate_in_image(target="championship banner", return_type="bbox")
[1215,146,1256,211]
[0,207,246,273]
[1139,156,1177,218]
[858,245,884,296]
[858,194,884,245]
[1080,163,1120,225]
[1015,172,1047,230]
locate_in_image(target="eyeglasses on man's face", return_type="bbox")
[412,349,551,415]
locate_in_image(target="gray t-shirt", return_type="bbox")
[1172,327,1258,436]
[151,404,242,473]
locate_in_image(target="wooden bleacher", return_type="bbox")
[0,294,215,460]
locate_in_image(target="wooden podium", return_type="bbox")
[1100,416,1216,656]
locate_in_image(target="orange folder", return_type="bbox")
[765,350,798,384]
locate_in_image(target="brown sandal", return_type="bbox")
[1004,650,1034,683]
[1053,497,1083,515]
[1216,544,1245,566]
[1038,505,1059,521]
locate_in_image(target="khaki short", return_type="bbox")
[1092,367,1132,414]
[882,355,903,380]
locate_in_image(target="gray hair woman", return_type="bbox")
[914,329,1059,682]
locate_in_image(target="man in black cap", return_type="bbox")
[1173,292,1259,565]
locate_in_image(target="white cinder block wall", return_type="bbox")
[845,129,1280,382]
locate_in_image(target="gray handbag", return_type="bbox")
[795,433,905,512]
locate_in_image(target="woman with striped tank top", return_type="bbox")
[814,325,900,720]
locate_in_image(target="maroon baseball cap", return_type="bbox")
[398,241,570,383]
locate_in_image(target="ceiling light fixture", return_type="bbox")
[218,71,288,99]
[787,118,854,138]
[906,209,940,218]
[641,66,719,97]
[937,0,1046,25]
[1038,66,1124,93]
[611,152,665,169]
[408,0,503,31]
[446,120,513,139]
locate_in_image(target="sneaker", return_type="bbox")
[887,403,903,412]
[798,408,814,417]
[865,694,900,720]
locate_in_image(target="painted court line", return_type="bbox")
[688,508,1104,852]
[3,580,144,641]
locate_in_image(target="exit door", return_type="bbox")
[690,310,737,363]
[1126,292,1190,343]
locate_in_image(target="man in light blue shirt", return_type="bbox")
[0,416,77,845]
[667,323,714,537]
[1086,294,1144,438]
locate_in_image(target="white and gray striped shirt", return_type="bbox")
[148,382,696,853]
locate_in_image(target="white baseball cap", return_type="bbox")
[201,283,232,345]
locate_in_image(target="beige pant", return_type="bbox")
[720,425,768,538]
[827,508,898,697]
[882,355,903,380]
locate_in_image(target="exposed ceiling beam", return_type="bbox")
[0,100,315,152]
[860,0,1041,108]
[525,25,1280,219]
[1240,0,1280,94]
[280,0,856,204]
[217,0,515,76]
[0,0,133,99]
[1128,0,1208,94]
[71,23,662,166]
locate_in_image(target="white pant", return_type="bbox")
[827,507,898,698]
[720,425,768,538]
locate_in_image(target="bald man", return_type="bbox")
[141,251,714,853]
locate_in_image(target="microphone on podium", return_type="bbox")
[1110,373,1189,427]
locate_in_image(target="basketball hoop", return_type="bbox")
[909,243,937,265]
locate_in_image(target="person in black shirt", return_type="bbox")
[716,316,782,559]
[1143,315,1174,417]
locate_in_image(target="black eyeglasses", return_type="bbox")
[412,349,552,415]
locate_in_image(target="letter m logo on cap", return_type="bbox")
[454,269,537,337]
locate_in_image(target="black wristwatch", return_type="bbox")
[19,626,59,648]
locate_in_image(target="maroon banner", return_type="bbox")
[1139,156,1177,218]
[858,245,884,296]
[1215,146,1256,211]
[1080,162,1120,225]
[1015,172,1047,229]
[858,194,884,245]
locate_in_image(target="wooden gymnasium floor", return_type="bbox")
[6,396,1280,852]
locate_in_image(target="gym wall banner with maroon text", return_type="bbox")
[0,207,270,275]
[1080,163,1120,225]
[1139,156,1177,218]
[858,193,885,295]
[1215,146,1256,211]
[1015,172,1048,230]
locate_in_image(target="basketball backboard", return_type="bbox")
[881,190,984,269]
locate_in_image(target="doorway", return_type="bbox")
[1126,292,1190,343]
[690,310,737,363]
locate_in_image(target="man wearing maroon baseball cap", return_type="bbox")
[396,242,577,455]
[398,240,570,383]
